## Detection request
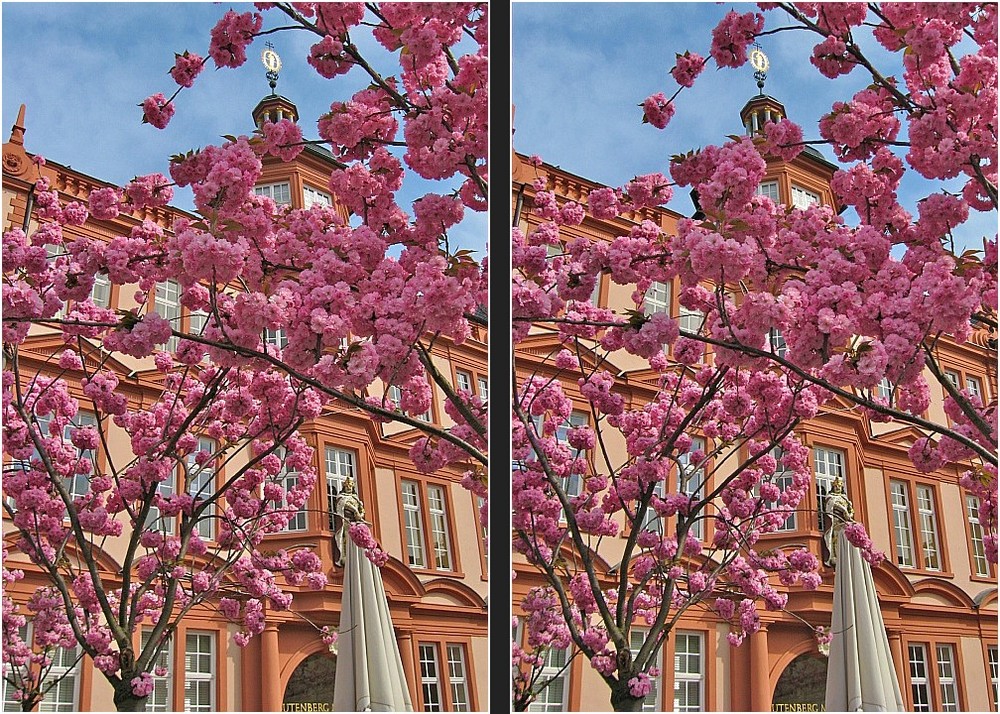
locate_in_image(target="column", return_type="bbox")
[887,629,905,689]
[397,631,417,706]
[729,632,751,711]
[750,625,771,712]
[261,623,281,712]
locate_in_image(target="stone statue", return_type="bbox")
[823,477,855,567]
[334,477,365,567]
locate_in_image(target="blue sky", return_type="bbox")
[2,2,486,254]
[512,2,995,250]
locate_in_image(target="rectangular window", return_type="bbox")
[477,495,488,570]
[771,446,796,531]
[389,385,431,422]
[477,377,488,403]
[768,328,787,358]
[455,370,472,394]
[90,274,112,308]
[967,495,990,576]
[154,280,181,352]
[141,629,172,712]
[279,447,306,532]
[678,438,705,540]
[944,370,960,387]
[426,485,453,571]
[877,378,894,403]
[146,467,176,534]
[988,645,998,709]
[630,629,660,711]
[640,479,666,535]
[264,328,288,350]
[254,182,291,205]
[909,644,930,712]
[184,632,215,712]
[644,281,671,315]
[419,643,442,712]
[674,631,704,713]
[527,646,569,712]
[64,411,97,501]
[756,181,779,203]
[915,485,941,571]
[966,375,983,401]
[187,437,215,540]
[303,185,332,209]
[936,644,959,712]
[553,411,588,520]
[189,309,208,336]
[791,185,820,209]
[325,446,356,530]
[446,644,470,712]
[37,644,79,712]
[891,481,915,568]
[679,305,705,335]
[813,447,845,531]
[402,480,426,568]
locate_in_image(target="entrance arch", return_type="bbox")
[772,653,827,711]
[283,652,337,711]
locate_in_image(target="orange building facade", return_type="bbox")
[2,95,487,712]
[511,94,997,712]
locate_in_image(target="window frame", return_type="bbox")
[965,493,994,579]
[398,478,461,575]
[414,639,477,712]
[812,445,846,533]
[790,184,821,209]
[303,184,332,209]
[36,642,81,713]
[890,480,916,568]
[904,639,966,712]
[677,437,707,541]
[324,444,358,532]
[673,630,705,713]
[183,630,216,712]
[254,181,291,205]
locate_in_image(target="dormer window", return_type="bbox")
[254,182,291,205]
[304,185,332,209]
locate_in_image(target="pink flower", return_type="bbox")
[141,94,175,130]
[642,93,675,130]
[209,11,262,68]
[671,51,705,88]
[710,11,764,68]
[170,51,205,88]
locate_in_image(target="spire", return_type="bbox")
[749,42,769,95]
[740,44,785,138]
[9,104,26,146]
[251,44,298,128]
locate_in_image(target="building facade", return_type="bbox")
[2,95,488,712]
[511,93,997,712]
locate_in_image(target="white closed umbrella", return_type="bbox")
[333,540,414,712]
[825,537,904,712]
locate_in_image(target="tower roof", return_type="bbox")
[252,94,299,127]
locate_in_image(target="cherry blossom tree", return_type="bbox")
[3,3,487,710]
[512,3,995,710]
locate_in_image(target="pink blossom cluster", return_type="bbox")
[710,11,763,68]
[670,51,705,88]
[641,93,675,130]
[169,51,205,88]
[141,93,175,130]
[208,10,262,68]
[259,119,304,163]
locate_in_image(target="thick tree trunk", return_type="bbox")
[112,687,148,712]
[610,687,644,712]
